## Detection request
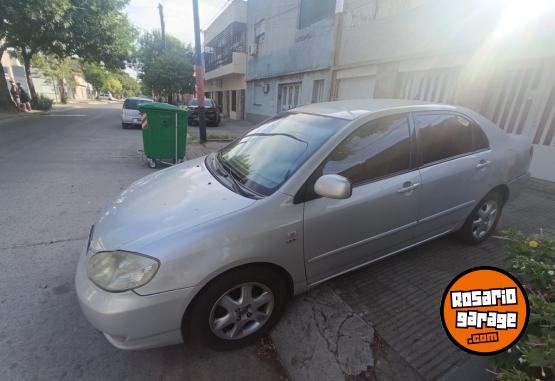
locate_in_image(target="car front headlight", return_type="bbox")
[87,251,159,292]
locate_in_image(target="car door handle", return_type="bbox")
[476,160,491,169]
[397,182,420,193]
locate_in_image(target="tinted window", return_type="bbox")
[189,99,214,107]
[415,113,474,165]
[321,114,411,185]
[124,98,152,110]
[472,122,489,150]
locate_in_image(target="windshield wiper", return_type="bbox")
[215,153,255,198]
[246,132,308,144]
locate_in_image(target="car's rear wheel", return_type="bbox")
[457,191,503,244]
[184,266,289,350]
[122,122,128,129]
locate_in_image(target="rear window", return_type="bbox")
[124,98,152,110]
[189,99,214,107]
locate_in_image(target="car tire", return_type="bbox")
[457,191,504,245]
[122,123,128,129]
[184,266,289,350]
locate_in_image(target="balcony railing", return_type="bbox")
[204,22,246,73]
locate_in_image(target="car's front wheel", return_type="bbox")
[457,191,504,244]
[184,266,289,350]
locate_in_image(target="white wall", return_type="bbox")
[246,69,330,122]
[204,0,247,43]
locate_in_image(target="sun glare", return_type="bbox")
[493,0,555,39]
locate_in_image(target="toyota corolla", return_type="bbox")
[75,99,531,350]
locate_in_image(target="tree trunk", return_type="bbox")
[21,48,38,101]
[0,47,17,111]
[58,78,67,104]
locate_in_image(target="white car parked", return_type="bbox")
[121,97,153,129]
[98,92,115,101]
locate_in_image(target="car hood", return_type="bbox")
[90,156,255,252]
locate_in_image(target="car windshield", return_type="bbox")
[124,99,152,110]
[218,113,347,196]
[189,99,214,107]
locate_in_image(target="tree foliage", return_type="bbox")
[81,62,140,97]
[1,0,136,102]
[136,31,195,100]
[33,54,82,103]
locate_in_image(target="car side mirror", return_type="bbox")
[314,174,352,199]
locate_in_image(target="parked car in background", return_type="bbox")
[98,92,115,101]
[188,98,221,127]
[76,99,531,351]
[121,97,153,129]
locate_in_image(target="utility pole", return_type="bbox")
[158,3,167,50]
[192,0,207,143]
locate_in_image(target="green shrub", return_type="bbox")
[491,229,555,380]
[32,95,53,111]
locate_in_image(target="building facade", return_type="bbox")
[204,0,248,120]
[331,0,555,181]
[245,0,338,122]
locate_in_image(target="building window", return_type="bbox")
[312,79,325,103]
[231,90,237,112]
[299,0,336,29]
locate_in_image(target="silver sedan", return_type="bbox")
[75,99,531,350]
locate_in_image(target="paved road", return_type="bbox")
[0,104,285,381]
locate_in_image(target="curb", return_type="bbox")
[270,285,375,381]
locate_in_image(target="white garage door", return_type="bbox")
[337,76,375,100]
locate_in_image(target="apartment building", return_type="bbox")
[245,0,337,122]
[332,0,555,181]
[203,0,248,120]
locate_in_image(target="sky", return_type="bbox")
[125,0,233,45]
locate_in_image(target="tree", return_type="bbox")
[81,62,109,94]
[106,77,123,95]
[82,62,140,98]
[2,0,135,103]
[137,31,195,103]
[33,54,82,103]
[112,70,141,97]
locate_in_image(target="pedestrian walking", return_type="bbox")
[9,79,21,110]
[17,82,32,112]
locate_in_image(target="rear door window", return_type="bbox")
[414,113,475,166]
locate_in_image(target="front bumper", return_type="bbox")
[75,248,195,350]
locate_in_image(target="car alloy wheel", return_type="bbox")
[209,282,274,340]
[184,265,289,350]
[458,191,503,245]
[471,200,498,239]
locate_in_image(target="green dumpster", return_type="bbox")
[138,102,188,168]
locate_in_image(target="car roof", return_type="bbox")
[292,99,458,120]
